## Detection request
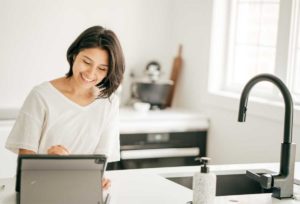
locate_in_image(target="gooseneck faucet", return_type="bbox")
[238,73,296,199]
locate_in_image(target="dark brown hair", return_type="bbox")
[66,26,125,98]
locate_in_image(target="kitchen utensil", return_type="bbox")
[132,80,173,109]
[145,61,161,82]
[166,45,183,107]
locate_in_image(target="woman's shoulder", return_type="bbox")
[19,81,51,111]
[94,92,120,110]
[30,81,52,95]
[109,93,120,103]
[107,93,120,110]
[23,81,56,106]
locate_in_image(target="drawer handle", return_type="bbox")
[120,147,200,160]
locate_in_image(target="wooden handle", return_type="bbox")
[166,45,183,107]
[178,44,182,57]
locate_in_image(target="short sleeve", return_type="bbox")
[5,88,46,154]
[94,96,120,162]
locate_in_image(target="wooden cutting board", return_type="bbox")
[166,45,183,107]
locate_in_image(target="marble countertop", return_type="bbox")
[1,162,300,204]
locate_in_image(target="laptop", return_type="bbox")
[16,154,110,204]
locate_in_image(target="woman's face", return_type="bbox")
[72,47,109,89]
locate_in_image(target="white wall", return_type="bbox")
[0,0,177,178]
[1,0,299,170]
[0,0,174,109]
[171,0,300,164]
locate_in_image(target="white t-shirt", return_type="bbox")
[5,81,120,162]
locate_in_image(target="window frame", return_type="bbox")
[209,0,300,106]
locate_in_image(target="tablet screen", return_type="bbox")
[16,154,107,192]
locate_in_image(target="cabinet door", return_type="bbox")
[107,131,207,170]
[0,123,17,178]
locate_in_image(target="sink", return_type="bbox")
[165,169,274,196]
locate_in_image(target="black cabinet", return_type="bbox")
[107,131,207,170]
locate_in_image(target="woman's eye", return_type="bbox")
[83,60,91,65]
[98,67,107,71]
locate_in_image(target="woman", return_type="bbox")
[5,25,125,189]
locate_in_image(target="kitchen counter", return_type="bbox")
[119,107,209,134]
[1,163,299,204]
[0,107,209,135]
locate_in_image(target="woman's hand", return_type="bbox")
[47,145,69,155]
[102,177,111,190]
[19,149,36,155]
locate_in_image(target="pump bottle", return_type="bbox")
[193,157,216,204]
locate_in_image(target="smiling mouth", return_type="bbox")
[81,73,95,83]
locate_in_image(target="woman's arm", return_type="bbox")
[102,178,111,190]
[18,145,70,155]
[18,148,36,155]
[47,145,69,155]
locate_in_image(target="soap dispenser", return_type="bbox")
[193,157,216,204]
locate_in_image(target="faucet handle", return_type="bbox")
[246,170,273,189]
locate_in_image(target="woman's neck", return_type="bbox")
[63,77,94,98]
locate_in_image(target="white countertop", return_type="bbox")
[119,107,209,134]
[0,107,209,134]
[107,162,300,204]
[1,163,300,204]
[142,162,300,183]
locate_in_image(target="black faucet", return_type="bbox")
[238,73,296,199]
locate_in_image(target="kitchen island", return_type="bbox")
[0,163,299,204]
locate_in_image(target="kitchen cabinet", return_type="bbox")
[0,120,17,178]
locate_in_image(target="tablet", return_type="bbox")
[16,154,107,204]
